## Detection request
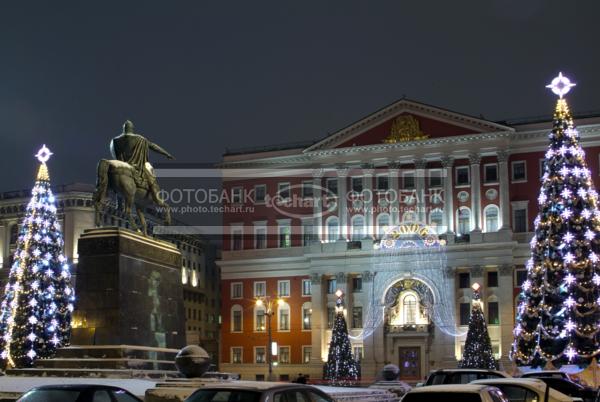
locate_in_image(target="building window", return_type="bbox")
[352,277,362,292]
[255,308,266,332]
[254,281,266,297]
[302,221,315,246]
[457,207,471,234]
[460,303,471,326]
[351,215,364,241]
[353,346,364,362]
[232,187,243,204]
[255,227,267,249]
[377,175,389,191]
[327,307,335,329]
[303,304,312,330]
[231,306,243,332]
[459,272,470,289]
[278,224,291,248]
[302,346,312,363]
[231,283,243,299]
[403,294,417,324]
[429,209,444,234]
[302,279,312,296]
[231,347,242,364]
[512,161,527,182]
[484,205,499,232]
[427,169,441,188]
[232,229,243,250]
[488,301,499,325]
[327,217,339,242]
[403,171,415,189]
[326,178,338,196]
[327,278,337,294]
[352,307,363,328]
[513,207,528,233]
[456,166,470,186]
[279,346,290,364]
[487,271,498,288]
[278,182,290,199]
[516,270,527,287]
[376,214,390,238]
[351,177,363,193]
[278,280,290,297]
[254,184,266,204]
[402,211,417,223]
[255,347,266,364]
[302,180,313,198]
[278,303,290,331]
[484,164,498,183]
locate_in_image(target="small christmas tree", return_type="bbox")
[459,283,498,369]
[511,73,600,368]
[0,145,74,368]
[324,290,359,386]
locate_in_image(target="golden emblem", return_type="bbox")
[383,115,428,143]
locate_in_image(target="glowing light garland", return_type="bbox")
[0,146,74,368]
[511,74,600,367]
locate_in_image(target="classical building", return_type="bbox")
[217,99,600,381]
[0,183,221,363]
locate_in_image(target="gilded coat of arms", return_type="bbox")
[383,115,428,143]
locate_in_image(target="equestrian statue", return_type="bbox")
[93,120,174,235]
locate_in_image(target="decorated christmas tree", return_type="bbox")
[458,283,498,369]
[0,146,74,368]
[324,290,359,386]
[511,73,600,368]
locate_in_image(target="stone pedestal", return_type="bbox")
[70,227,185,349]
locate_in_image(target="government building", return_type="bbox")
[217,98,600,381]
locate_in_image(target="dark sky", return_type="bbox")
[1,0,599,191]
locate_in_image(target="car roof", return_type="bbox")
[30,384,128,392]
[197,381,319,392]
[433,369,509,375]
[471,378,573,402]
[410,384,493,393]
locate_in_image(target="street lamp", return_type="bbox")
[256,296,283,381]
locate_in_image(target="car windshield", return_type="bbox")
[18,389,81,402]
[186,389,261,402]
[403,392,483,402]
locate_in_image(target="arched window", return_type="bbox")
[181,267,188,285]
[402,211,417,224]
[254,305,266,332]
[403,294,417,324]
[231,304,243,333]
[484,205,499,232]
[429,209,444,234]
[351,215,364,241]
[457,207,471,235]
[326,217,339,243]
[376,214,390,239]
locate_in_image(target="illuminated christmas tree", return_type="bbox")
[324,290,359,386]
[0,146,74,368]
[458,283,498,369]
[511,73,600,367]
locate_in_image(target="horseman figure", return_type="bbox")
[94,120,174,234]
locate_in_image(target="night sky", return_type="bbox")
[1,1,599,191]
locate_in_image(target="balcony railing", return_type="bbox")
[385,323,432,334]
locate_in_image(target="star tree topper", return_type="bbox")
[546,72,576,98]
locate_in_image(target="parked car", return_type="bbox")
[520,371,570,380]
[17,384,142,402]
[424,369,511,386]
[200,371,241,380]
[530,377,599,402]
[471,378,573,402]
[402,384,509,402]
[184,382,334,402]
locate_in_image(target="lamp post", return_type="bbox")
[256,296,283,381]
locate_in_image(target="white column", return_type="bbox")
[388,163,400,226]
[469,153,482,232]
[441,157,455,234]
[312,169,324,242]
[362,164,374,238]
[497,151,511,231]
[309,274,324,366]
[498,264,514,365]
[415,159,427,224]
[337,168,349,240]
